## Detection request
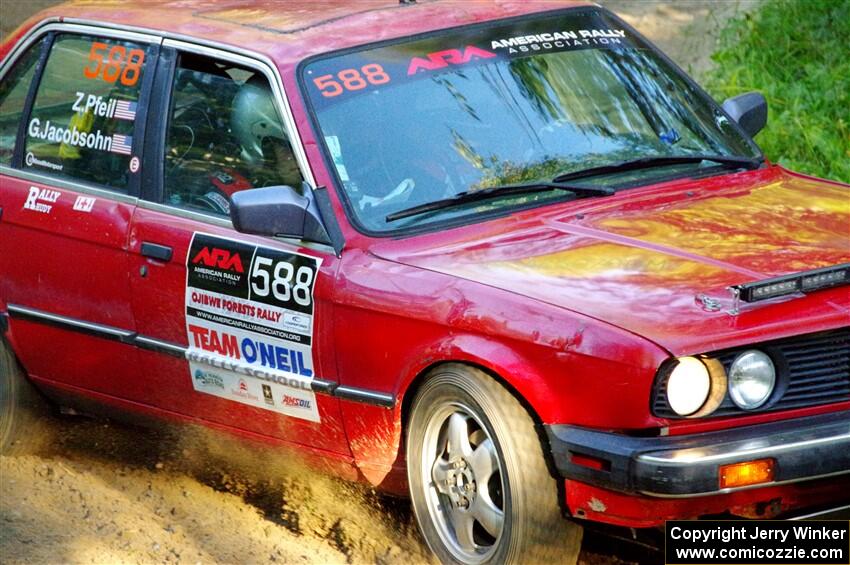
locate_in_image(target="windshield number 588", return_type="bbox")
[313,64,390,97]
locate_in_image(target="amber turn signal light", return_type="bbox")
[719,458,775,489]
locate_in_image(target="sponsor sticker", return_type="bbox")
[73,195,96,212]
[194,368,225,390]
[304,13,635,111]
[489,28,627,54]
[185,233,322,422]
[262,384,274,406]
[406,46,496,75]
[23,186,61,214]
[25,151,63,171]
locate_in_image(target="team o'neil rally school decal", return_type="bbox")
[185,233,322,423]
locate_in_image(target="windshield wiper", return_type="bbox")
[552,154,764,184]
[386,181,614,223]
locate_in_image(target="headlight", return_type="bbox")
[728,350,776,410]
[666,356,711,416]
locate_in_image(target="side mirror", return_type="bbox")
[722,92,767,138]
[230,184,332,247]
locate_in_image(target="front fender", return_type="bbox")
[333,249,669,489]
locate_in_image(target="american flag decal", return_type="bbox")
[114,100,137,121]
[111,134,133,155]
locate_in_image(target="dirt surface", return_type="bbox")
[599,0,762,78]
[1,417,650,565]
[0,0,59,41]
[1,2,761,564]
[2,419,435,565]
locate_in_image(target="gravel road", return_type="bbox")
[2,418,652,564]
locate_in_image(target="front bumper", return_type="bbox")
[546,410,850,497]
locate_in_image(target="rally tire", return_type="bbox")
[407,364,582,565]
[0,338,49,455]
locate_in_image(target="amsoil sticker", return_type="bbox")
[185,233,321,422]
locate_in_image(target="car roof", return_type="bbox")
[19,0,594,69]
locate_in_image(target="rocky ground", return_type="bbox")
[1,2,762,564]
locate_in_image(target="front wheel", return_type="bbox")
[406,364,582,564]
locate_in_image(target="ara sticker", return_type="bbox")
[407,46,496,75]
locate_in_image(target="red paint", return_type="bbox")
[126,206,350,455]
[2,0,848,532]
[0,175,147,400]
[370,166,850,358]
[566,476,850,527]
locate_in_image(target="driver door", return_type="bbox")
[127,43,349,455]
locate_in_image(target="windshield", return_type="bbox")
[301,8,761,234]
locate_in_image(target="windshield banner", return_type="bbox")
[303,10,638,109]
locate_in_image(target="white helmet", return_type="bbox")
[231,76,288,166]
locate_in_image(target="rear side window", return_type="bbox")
[0,38,46,165]
[23,34,152,191]
[162,52,303,216]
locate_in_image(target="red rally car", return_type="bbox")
[1,1,848,563]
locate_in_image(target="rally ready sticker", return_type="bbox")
[185,233,321,422]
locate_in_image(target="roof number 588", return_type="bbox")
[83,42,145,87]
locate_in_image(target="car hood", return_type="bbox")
[370,167,850,355]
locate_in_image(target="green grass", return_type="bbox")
[704,0,850,183]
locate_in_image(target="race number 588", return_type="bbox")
[313,64,390,97]
[250,256,315,308]
[83,42,145,86]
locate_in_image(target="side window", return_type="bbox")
[0,38,46,165]
[23,34,151,190]
[164,53,303,216]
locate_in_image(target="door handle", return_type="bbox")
[141,242,173,262]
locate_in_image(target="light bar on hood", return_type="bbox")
[732,263,850,303]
